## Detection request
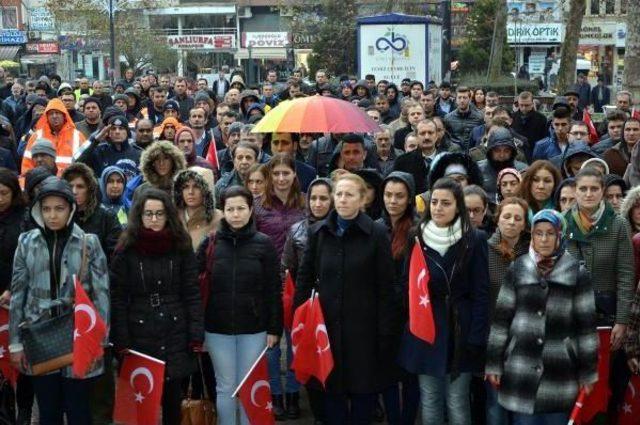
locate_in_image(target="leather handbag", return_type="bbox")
[181,357,216,425]
[20,236,88,375]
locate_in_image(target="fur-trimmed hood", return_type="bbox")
[173,167,215,222]
[620,185,640,223]
[428,151,483,188]
[140,140,187,190]
[61,162,99,221]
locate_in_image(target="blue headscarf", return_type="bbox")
[529,209,567,276]
[99,165,127,209]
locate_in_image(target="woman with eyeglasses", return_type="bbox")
[110,188,203,425]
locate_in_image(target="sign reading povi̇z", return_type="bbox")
[242,32,290,48]
[166,35,235,50]
[507,23,563,44]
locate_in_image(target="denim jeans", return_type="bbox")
[31,373,95,425]
[485,380,509,425]
[418,373,472,425]
[512,412,569,425]
[205,331,266,425]
[267,330,300,395]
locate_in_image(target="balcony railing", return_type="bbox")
[151,27,237,36]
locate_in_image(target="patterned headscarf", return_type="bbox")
[529,209,567,277]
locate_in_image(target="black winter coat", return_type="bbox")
[198,219,282,336]
[76,205,122,261]
[0,206,25,292]
[110,246,204,380]
[294,211,401,394]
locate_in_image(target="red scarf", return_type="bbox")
[134,227,174,256]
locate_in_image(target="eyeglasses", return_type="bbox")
[143,210,166,220]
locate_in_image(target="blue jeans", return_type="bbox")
[31,373,95,425]
[512,412,569,425]
[418,373,472,425]
[486,380,509,425]
[205,332,266,425]
[267,330,300,395]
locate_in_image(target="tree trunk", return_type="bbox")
[487,0,507,82]
[556,0,585,94]
[624,0,640,101]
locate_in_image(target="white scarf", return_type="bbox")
[421,217,463,257]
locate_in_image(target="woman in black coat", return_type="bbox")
[110,188,203,425]
[294,173,400,424]
[198,185,282,425]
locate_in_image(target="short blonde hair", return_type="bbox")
[335,173,366,198]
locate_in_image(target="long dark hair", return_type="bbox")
[521,160,562,211]
[262,153,305,210]
[382,176,415,260]
[0,168,25,210]
[416,177,473,264]
[117,188,191,251]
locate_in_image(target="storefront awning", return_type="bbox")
[235,48,287,60]
[0,46,20,61]
[20,54,59,65]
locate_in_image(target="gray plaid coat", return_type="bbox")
[485,250,598,414]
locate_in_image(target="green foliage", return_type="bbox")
[458,0,514,77]
[459,73,540,95]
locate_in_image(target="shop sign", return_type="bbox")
[26,42,59,54]
[616,23,626,48]
[291,32,317,49]
[166,35,235,50]
[580,23,617,45]
[30,8,54,31]
[242,32,290,48]
[528,52,546,74]
[507,23,563,44]
[0,29,26,45]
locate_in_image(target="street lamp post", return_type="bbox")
[109,0,116,84]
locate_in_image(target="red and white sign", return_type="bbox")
[166,35,235,50]
[242,32,290,48]
[25,42,59,54]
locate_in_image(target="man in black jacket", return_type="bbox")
[511,91,548,162]
[171,77,194,122]
[443,86,483,151]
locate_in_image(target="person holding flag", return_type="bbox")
[9,177,109,424]
[294,173,400,423]
[397,177,489,425]
[110,188,203,425]
[486,209,598,424]
[197,185,282,425]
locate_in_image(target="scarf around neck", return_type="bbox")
[571,201,605,235]
[421,217,463,256]
[135,227,174,256]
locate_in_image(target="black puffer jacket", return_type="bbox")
[443,108,484,150]
[110,246,203,380]
[198,218,282,336]
[0,206,25,292]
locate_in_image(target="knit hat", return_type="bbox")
[57,82,73,96]
[194,91,211,103]
[497,167,522,184]
[228,122,243,135]
[113,93,129,103]
[83,96,102,111]
[164,100,180,112]
[444,163,468,177]
[24,166,53,196]
[31,138,56,158]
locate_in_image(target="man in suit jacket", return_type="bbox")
[590,76,611,113]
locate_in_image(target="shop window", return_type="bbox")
[606,0,615,14]
[590,0,600,15]
[0,7,17,29]
[620,0,627,14]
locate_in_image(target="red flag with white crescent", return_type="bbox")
[290,297,312,384]
[408,241,435,344]
[205,133,219,171]
[576,328,611,423]
[237,351,275,424]
[113,350,166,425]
[619,374,640,425]
[582,110,600,145]
[632,108,640,121]
[73,277,107,378]
[0,308,17,387]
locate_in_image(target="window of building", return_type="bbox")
[590,0,600,15]
[620,0,627,14]
[606,0,615,13]
[0,7,18,29]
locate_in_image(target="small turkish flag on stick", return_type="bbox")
[408,239,435,344]
[113,350,166,425]
[282,270,295,331]
[73,275,107,378]
[232,346,275,424]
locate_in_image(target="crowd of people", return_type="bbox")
[1,63,640,425]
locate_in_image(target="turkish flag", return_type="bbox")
[408,241,435,344]
[576,328,611,423]
[583,110,600,145]
[0,308,17,387]
[632,108,640,121]
[113,350,165,425]
[290,294,334,386]
[73,277,107,378]
[282,270,295,331]
[205,133,219,171]
[618,374,640,425]
[237,352,275,425]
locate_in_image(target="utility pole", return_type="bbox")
[109,0,116,84]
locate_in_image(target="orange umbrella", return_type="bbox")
[252,95,380,133]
